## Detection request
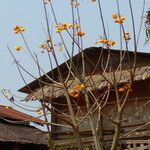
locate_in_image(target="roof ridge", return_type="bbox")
[0,105,45,125]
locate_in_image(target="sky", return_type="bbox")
[0,0,149,129]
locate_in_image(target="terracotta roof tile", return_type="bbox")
[0,105,45,125]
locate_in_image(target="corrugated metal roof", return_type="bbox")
[0,105,45,125]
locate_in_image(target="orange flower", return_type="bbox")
[55,23,80,33]
[55,23,70,33]
[73,85,81,90]
[80,84,85,90]
[124,83,131,90]
[112,13,118,19]
[39,43,46,49]
[123,31,131,41]
[95,39,116,46]
[118,83,132,93]
[107,41,117,46]
[75,31,85,37]
[73,93,80,98]
[69,89,80,98]
[14,25,25,34]
[120,17,125,22]
[114,17,125,23]
[72,24,80,29]
[55,29,61,33]
[112,14,126,24]
[118,87,125,93]
[114,20,120,23]
[73,84,86,91]
[124,31,129,35]
[69,89,76,95]
[15,46,22,51]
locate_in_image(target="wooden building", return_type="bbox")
[0,105,48,150]
[19,47,150,149]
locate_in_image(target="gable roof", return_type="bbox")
[18,46,150,99]
[24,65,150,100]
[0,105,45,125]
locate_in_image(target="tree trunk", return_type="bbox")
[74,128,83,150]
[110,113,122,150]
[84,91,102,150]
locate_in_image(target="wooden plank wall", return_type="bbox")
[124,140,150,150]
[56,98,150,134]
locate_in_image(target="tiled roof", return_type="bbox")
[0,105,45,125]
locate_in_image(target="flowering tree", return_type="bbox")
[4,0,150,150]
